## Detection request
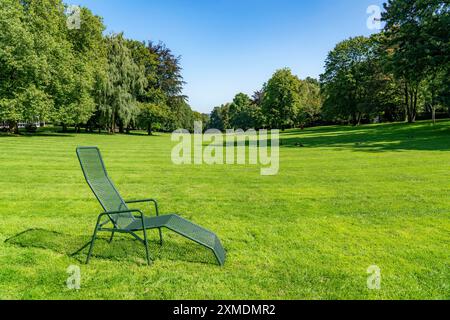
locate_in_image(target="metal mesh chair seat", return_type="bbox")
[76,147,226,266]
[125,214,226,265]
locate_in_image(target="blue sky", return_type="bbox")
[73,0,384,113]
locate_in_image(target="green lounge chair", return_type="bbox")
[76,146,226,266]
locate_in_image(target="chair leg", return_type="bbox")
[158,228,163,246]
[142,229,151,265]
[108,231,115,243]
[86,222,100,264]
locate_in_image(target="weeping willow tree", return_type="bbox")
[1,0,198,134]
[99,33,146,133]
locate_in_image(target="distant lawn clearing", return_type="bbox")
[0,120,449,299]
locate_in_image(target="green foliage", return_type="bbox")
[297,77,322,126]
[208,74,319,131]
[321,36,372,125]
[382,0,449,122]
[0,0,194,134]
[320,36,405,125]
[165,98,195,132]
[67,7,107,130]
[137,102,170,135]
[21,0,77,128]
[0,0,48,132]
[228,93,262,130]
[99,34,146,133]
[208,104,231,131]
[209,1,448,129]
[262,68,303,130]
[11,85,52,123]
[382,0,449,75]
[123,39,198,133]
[146,41,185,99]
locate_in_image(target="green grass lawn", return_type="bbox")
[0,120,449,300]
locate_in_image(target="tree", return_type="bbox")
[99,33,146,133]
[146,41,185,99]
[228,93,252,129]
[68,7,107,132]
[252,89,264,106]
[0,0,51,133]
[192,112,210,132]
[170,98,197,132]
[126,39,198,134]
[297,77,322,127]
[421,67,450,122]
[137,102,170,135]
[229,93,265,130]
[262,68,302,130]
[381,0,450,122]
[209,104,230,131]
[1,0,195,135]
[320,36,398,125]
[20,0,81,131]
[126,39,160,103]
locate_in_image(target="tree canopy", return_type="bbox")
[0,0,199,134]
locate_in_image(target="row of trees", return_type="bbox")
[1,0,448,134]
[0,0,201,134]
[209,71,322,131]
[321,0,449,125]
[208,0,449,130]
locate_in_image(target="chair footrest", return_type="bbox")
[125,214,226,265]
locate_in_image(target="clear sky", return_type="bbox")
[73,0,384,113]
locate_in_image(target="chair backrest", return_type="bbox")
[76,147,134,228]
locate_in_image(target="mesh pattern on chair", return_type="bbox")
[163,215,226,265]
[125,214,226,265]
[76,147,134,228]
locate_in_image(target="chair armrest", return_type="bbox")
[98,209,147,229]
[125,199,160,216]
[98,209,144,226]
[101,209,143,216]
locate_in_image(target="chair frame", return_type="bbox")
[75,147,225,266]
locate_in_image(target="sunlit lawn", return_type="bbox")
[0,120,449,299]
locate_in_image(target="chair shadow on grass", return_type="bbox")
[4,228,217,266]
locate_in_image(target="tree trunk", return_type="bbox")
[411,88,418,123]
[432,105,436,125]
[110,113,116,134]
[431,87,436,125]
[147,123,153,136]
[404,83,409,122]
[405,83,417,123]
[351,112,358,126]
[8,120,19,134]
[408,92,414,123]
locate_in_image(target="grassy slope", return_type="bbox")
[0,120,449,300]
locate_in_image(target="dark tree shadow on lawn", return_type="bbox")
[0,127,167,138]
[0,132,75,138]
[4,228,217,266]
[280,121,450,152]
